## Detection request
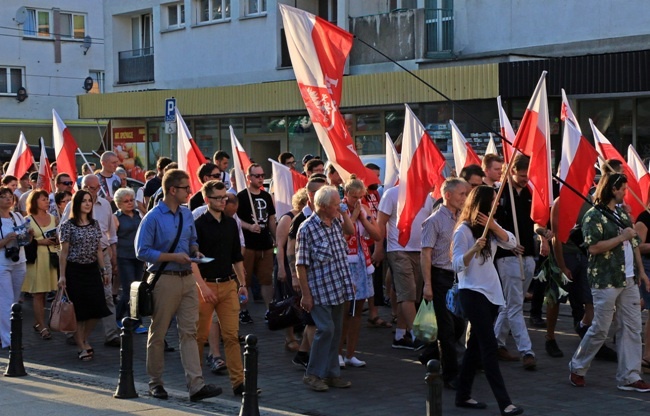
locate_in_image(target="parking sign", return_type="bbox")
[165,98,176,122]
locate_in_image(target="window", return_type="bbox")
[198,0,230,23]
[425,0,453,57]
[132,14,153,54]
[23,9,86,39]
[167,3,185,28]
[0,67,24,95]
[244,0,266,16]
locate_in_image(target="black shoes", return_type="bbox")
[190,384,223,402]
[528,316,547,328]
[149,385,168,400]
[233,383,262,396]
[545,338,564,358]
[501,405,524,415]
[104,338,121,347]
[456,399,488,409]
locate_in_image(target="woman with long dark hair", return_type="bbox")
[451,185,523,416]
[58,190,111,361]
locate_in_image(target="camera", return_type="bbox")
[5,246,19,262]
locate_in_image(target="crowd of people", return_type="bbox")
[3,145,650,415]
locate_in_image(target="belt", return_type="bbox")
[205,274,237,283]
[160,270,192,277]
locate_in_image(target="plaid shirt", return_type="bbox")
[296,213,354,306]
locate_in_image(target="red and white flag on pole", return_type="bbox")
[5,131,34,179]
[557,120,598,243]
[496,96,515,163]
[176,110,205,195]
[450,120,481,170]
[268,159,308,218]
[36,137,53,193]
[560,89,581,132]
[279,4,379,186]
[590,118,645,218]
[485,133,498,156]
[229,126,252,193]
[52,109,78,183]
[384,133,400,189]
[627,145,650,207]
[511,72,553,226]
[397,104,447,246]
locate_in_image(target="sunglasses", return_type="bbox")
[250,174,265,179]
[58,181,74,186]
[612,173,626,189]
[207,173,221,179]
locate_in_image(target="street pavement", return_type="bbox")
[3,296,650,415]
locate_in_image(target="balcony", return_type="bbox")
[118,47,154,84]
[425,8,453,58]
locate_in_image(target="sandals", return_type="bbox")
[210,356,227,374]
[367,316,392,328]
[34,324,52,340]
[285,339,300,352]
[78,350,93,361]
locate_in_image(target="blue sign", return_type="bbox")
[165,98,176,122]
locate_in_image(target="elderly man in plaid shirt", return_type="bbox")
[296,185,356,392]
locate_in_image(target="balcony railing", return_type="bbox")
[425,8,453,57]
[118,47,154,84]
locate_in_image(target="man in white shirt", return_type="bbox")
[96,151,121,204]
[375,185,434,350]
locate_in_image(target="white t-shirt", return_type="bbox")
[378,185,434,252]
[624,240,634,278]
[0,212,27,266]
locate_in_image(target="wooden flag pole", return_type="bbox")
[505,168,527,281]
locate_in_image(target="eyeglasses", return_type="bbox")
[58,181,74,186]
[207,196,228,202]
[84,185,100,191]
[207,173,221,179]
[121,199,134,203]
[285,161,296,166]
[250,174,265,179]
[173,185,192,193]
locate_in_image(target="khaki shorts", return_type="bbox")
[386,251,423,303]
[243,248,274,286]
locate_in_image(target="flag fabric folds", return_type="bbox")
[230,126,252,193]
[560,89,581,132]
[590,119,645,218]
[6,132,34,180]
[485,133,498,156]
[497,96,515,163]
[511,72,553,227]
[175,110,204,195]
[384,133,400,189]
[37,137,53,193]
[450,120,481,170]
[269,159,308,218]
[279,3,379,186]
[557,120,598,243]
[52,109,79,183]
[396,104,447,247]
[627,145,650,207]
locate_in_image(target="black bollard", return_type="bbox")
[4,303,26,377]
[114,317,139,399]
[425,359,442,416]
[239,334,260,416]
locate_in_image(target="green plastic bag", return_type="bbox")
[412,300,437,342]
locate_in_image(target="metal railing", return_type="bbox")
[425,8,453,57]
[118,47,154,84]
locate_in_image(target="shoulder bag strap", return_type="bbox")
[146,211,184,292]
[31,216,53,254]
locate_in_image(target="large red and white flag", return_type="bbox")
[512,72,553,226]
[496,96,515,163]
[36,137,53,193]
[268,159,308,218]
[279,4,379,186]
[450,120,481,170]
[397,104,447,246]
[627,145,650,207]
[229,126,252,193]
[5,132,34,179]
[176,110,205,195]
[384,133,400,189]
[485,133,498,156]
[557,120,598,243]
[560,89,581,133]
[52,109,78,183]
[590,118,645,218]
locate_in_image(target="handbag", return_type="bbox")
[267,279,301,331]
[49,288,77,332]
[24,238,37,264]
[446,275,465,319]
[130,213,183,318]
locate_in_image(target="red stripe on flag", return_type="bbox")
[291,170,308,193]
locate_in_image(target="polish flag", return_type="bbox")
[52,109,78,183]
[560,89,581,133]
[485,133,498,156]
[279,4,379,186]
[590,119,645,218]
[450,120,481,170]
[229,126,252,193]
[397,104,447,246]
[5,132,35,179]
[36,137,53,193]
[497,96,515,163]
[268,159,308,218]
[627,145,650,207]
[512,72,553,226]
[557,121,598,243]
[384,133,400,189]
[175,110,205,195]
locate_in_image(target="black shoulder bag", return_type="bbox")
[130,213,184,318]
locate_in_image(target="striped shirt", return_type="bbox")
[421,204,457,271]
[296,214,354,306]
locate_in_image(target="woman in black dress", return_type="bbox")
[58,190,111,361]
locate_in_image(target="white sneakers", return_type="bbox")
[344,356,366,367]
[339,354,346,369]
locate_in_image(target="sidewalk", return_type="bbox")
[3,296,650,415]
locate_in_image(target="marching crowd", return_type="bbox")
[2,146,650,415]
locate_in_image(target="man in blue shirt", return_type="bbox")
[135,169,221,402]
